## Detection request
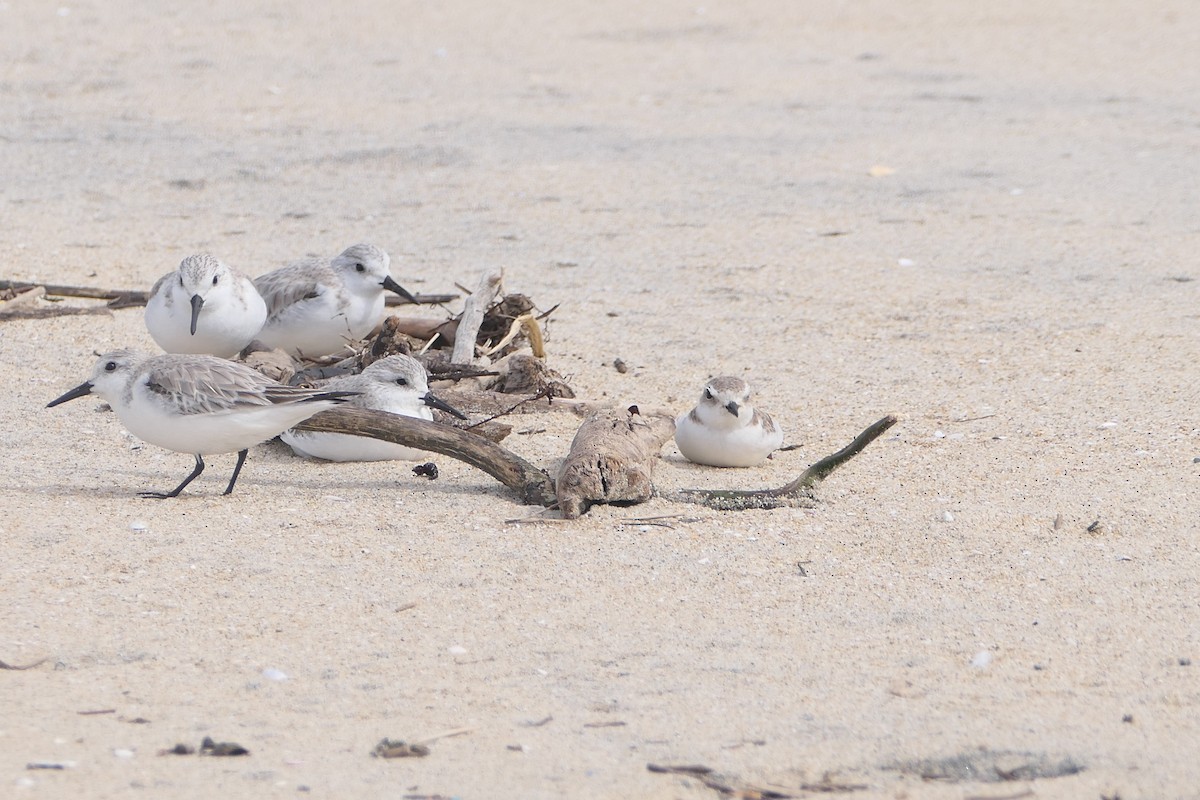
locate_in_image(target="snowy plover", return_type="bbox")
[252,243,418,358]
[281,354,467,462]
[674,376,784,467]
[46,350,356,498]
[144,254,268,358]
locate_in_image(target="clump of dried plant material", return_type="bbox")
[371,727,474,759]
[372,739,431,759]
[490,354,574,398]
[239,342,296,384]
[159,737,249,757]
[200,736,250,756]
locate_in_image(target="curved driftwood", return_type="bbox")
[295,407,556,506]
[671,414,899,511]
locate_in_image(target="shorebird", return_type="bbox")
[253,243,417,358]
[47,350,357,497]
[282,354,466,462]
[675,376,784,467]
[144,253,267,358]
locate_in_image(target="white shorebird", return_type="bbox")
[674,376,784,467]
[252,243,418,359]
[144,254,268,358]
[47,350,357,498]
[281,354,467,462]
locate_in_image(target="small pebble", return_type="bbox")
[129,521,148,533]
[262,667,288,682]
[971,651,992,669]
[113,748,135,760]
[941,511,954,522]
[448,645,467,656]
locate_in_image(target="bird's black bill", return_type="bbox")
[423,392,468,420]
[724,401,740,416]
[46,381,94,408]
[381,275,419,305]
[189,294,204,335]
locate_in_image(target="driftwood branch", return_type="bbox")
[556,407,677,519]
[0,279,149,307]
[0,279,456,310]
[292,405,894,516]
[670,414,898,510]
[386,292,459,307]
[0,284,116,320]
[294,407,556,506]
[0,306,114,320]
[451,270,503,365]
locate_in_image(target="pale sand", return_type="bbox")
[3,1,1198,797]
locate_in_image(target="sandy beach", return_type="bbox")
[3,1,1199,797]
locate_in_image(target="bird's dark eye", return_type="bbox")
[704,388,713,400]
[355,263,366,273]
[212,275,219,285]
[104,361,118,372]
[395,377,408,386]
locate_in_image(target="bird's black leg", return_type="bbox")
[223,449,249,495]
[140,454,205,499]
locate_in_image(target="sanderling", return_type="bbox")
[144,253,268,358]
[46,350,357,498]
[674,376,784,467]
[252,243,418,358]
[281,354,467,462]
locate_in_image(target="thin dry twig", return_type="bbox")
[647,763,798,799]
[466,386,556,429]
[0,657,48,670]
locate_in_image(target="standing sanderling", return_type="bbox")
[144,253,268,358]
[46,350,357,498]
[252,243,418,359]
[281,354,467,462]
[674,376,784,467]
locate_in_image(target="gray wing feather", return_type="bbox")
[253,260,331,321]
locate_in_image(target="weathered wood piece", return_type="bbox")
[451,270,503,365]
[556,407,677,519]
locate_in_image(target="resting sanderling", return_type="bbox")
[252,243,418,358]
[144,253,268,358]
[46,350,356,498]
[281,354,467,462]
[674,376,784,467]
